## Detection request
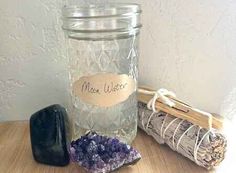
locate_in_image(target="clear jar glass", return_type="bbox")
[62,3,141,144]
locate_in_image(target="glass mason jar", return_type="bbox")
[62,3,141,144]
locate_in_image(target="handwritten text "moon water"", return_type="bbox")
[81,81,128,94]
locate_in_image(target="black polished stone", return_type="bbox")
[30,104,70,166]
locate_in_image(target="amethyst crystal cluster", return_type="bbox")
[70,132,141,173]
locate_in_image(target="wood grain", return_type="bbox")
[0,121,230,173]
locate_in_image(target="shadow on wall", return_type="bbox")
[1,0,236,121]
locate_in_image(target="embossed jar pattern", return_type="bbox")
[62,3,142,143]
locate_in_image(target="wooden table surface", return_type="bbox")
[0,121,234,173]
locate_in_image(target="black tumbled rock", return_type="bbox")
[30,104,70,166]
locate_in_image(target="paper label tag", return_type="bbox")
[72,73,135,107]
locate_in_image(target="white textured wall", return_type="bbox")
[0,0,68,121]
[1,0,236,121]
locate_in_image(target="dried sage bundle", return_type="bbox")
[138,102,227,170]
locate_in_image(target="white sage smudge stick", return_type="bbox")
[138,102,227,170]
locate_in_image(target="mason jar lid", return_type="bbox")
[62,3,142,40]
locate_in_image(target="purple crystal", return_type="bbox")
[70,132,141,173]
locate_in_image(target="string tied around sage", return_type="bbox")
[142,88,215,167]
[142,88,176,130]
